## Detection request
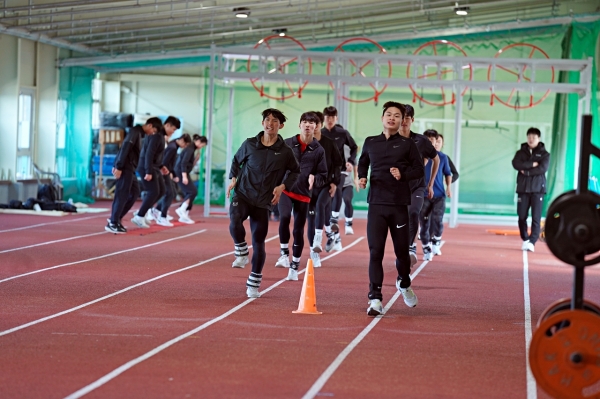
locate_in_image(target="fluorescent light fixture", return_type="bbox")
[272,28,287,37]
[454,3,469,16]
[233,7,250,18]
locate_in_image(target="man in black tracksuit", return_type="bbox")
[105,117,162,234]
[276,112,328,281]
[400,104,439,267]
[511,127,550,252]
[358,101,424,316]
[227,108,300,299]
[133,119,170,228]
[307,111,344,268]
[321,106,358,250]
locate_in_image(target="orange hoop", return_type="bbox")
[246,35,312,100]
[406,40,473,107]
[325,37,392,103]
[487,43,555,109]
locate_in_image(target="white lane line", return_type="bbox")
[0,231,108,254]
[0,230,206,284]
[0,233,275,338]
[523,251,537,399]
[0,215,109,234]
[63,236,365,399]
[301,241,443,399]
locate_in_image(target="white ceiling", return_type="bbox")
[1,0,599,56]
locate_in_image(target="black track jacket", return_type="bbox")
[511,142,550,194]
[321,124,358,165]
[113,125,143,172]
[316,134,343,187]
[229,132,300,209]
[358,133,424,206]
[284,135,328,197]
[175,143,195,177]
[409,131,438,191]
[137,130,166,176]
[163,140,178,174]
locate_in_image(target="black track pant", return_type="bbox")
[157,174,176,217]
[331,183,343,214]
[342,186,354,218]
[229,195,270,275]
[178,176,198,211]
[278,193,309,259]
[138,170,165,217]
[110,169,140,224]
[517,192,544,245]
[408,187,426,246]
[367,204,411,301]
[419,197,446,245]
[307,186,332,247]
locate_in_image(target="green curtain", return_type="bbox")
[547,21,600,210]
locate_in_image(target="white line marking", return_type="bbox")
[63,236,365,399]
[0,231,108,254]
[0,230,206,284]
[0,233,275,337]
[0,214,109,234]
[523,251,537,399]
[301,241,443,399]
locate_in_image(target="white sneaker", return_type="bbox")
[179,214,195,224]
[151,208,161,221]
[232,256,249,268]
[409,251,418,268]
[345,224,354,235]
[312,231,323,253]
[432,243,442,256]
[423,245,433,261]
[396,279,418,307]
[246,286,260,298]
[156,217,173,227]
[286,268,298,281]
[131,214,150,228]
[175,206,187,219]
[367,299,384,316]
[333,234,342,251]
[275,254,290,268]
[521,240,530,250]
[310,250,322,268]
[525,241,535,252]
[166,214,174,221]
[145,209,155,222]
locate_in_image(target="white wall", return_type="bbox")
[0,34,60,180]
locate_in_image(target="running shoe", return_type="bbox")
[275,254,290,268]
[105,222,126,234]
[156,217,174,227]
[286,268,298,281]
[312,231,323,253]
[367,299,384,316]
[325,232,336,252]
[345,222,354,235]
[525,241,535,252]
[409,244,418,268]
[232,255,249,268]
[521,240,530,251]
[423,244,433,261]
[432,242,442,256]
[246,286,260,298]
[396,279,418,307]
[179,212,195,224]
[310,250,322,268]
[131,214,150,229]
[333,233,342,251]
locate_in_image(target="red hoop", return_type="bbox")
[487,43,555,109]
[406,40,473,107]
[325,37,392,103]
[246,35,312,100]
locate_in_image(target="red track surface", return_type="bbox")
[1,206,599,399]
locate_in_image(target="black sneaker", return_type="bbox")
[105,222,126,234]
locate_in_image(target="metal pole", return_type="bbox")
[204,45,216,217]
[225,85,234,212]
[449,81,463,228]
[573,57,594,190]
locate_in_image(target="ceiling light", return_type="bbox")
[233,7,250,18]
[454,3,469,16]
[272,28,287,37]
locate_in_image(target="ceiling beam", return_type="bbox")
[0,22,102,54]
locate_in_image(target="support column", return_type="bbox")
[225,85,234,211]
[204,46,216,217]
[449,83,463,228]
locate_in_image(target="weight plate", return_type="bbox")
[530,309,600,399]
[537,298,600,328]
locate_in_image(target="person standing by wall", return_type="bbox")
[511,127,550,252]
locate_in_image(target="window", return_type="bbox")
[16,88,35,180]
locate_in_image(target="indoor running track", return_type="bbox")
[0,205,598,399]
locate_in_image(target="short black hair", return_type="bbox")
[145,117,163,131]
[323,106,338,117]
[177,133,192,144]
[438,134,444,141]
[262,108,287,124]
[404,104,415,118]
[382,101,405,117]
[300,112,319,124]
[193,134,208,144]
[312,111,324,125]
[423,129,439,139]
[164,116,181,129]
[527,127,541,137]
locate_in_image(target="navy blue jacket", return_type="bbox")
[358,133,424,206]
[229,132,300,209]
[162,140,178,174]
[137,130,166,176]
[284,135,328,198]
[175,143,195,177]
[113,125,143,172]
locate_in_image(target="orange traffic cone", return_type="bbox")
[292,259,322,315]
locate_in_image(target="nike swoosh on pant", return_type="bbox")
[396,224,406,228]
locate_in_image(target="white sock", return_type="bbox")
[280,243,289,249]
[346,217,353,223]
[292,256,301,263]
[332,211,340,219]
[325,225,332,234]
[315,229,323,236]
